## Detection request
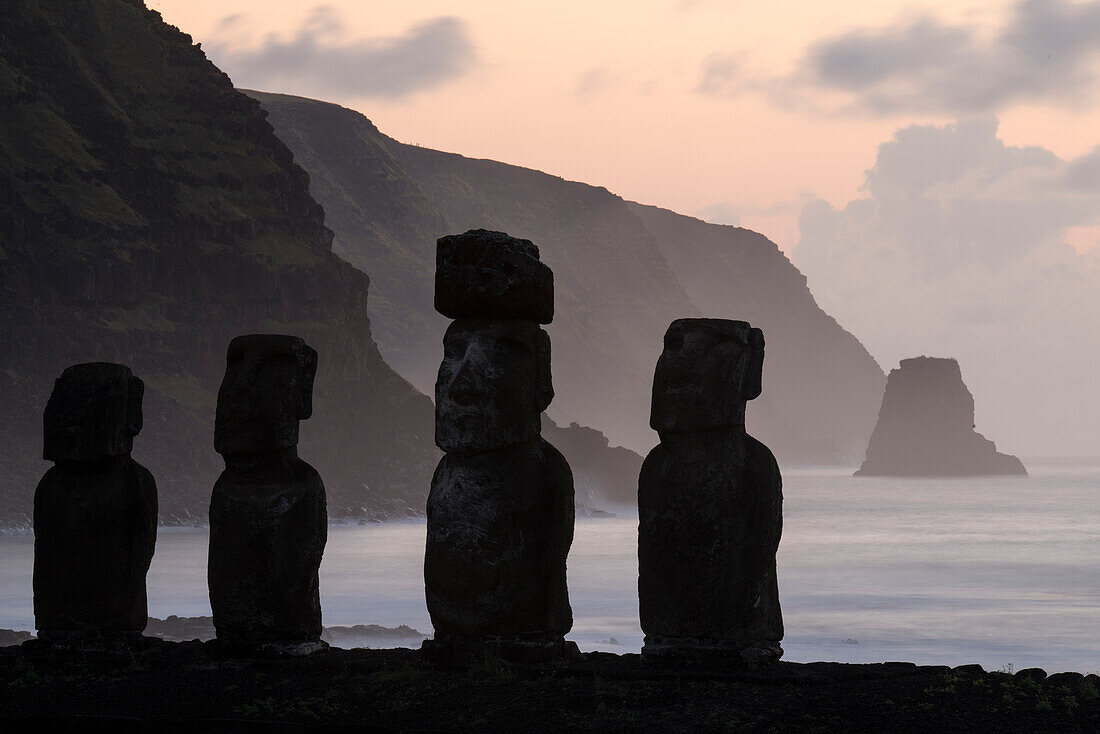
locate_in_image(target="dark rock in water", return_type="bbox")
[856,357,1027,477]
[639,319,783,665]
[540,415,643,507]
[33,363,157,641]
[143,616,218,642]
[321,624,428,648]
[435,230,554,324]
[425,233,574,664]
[208,336,327,649]
[141,616,427,648]
[0,629,33,646]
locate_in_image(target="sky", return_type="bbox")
[148,0,1100,456]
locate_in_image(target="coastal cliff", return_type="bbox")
[0,0,439,524]
[856,357,1026,477]
[249,91,886,464]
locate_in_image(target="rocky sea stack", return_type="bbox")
[856,357,1026,477]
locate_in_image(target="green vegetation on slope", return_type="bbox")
[0,0,438,524]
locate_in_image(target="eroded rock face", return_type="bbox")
[208,335,328,649]
[33,363,157,641]
[856,357,1027,477]
[639,319,783,664]
[425,232,575,663]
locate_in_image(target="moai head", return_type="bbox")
[43,363,144,462]
[435,318,553,453]
[434,229,556,454]
[214,334,318,456]
[650,319,764,434]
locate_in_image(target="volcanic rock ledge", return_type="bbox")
[856,357,1026,477]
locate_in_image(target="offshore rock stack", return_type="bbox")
[638,319,784,665]
[208,335,329,657]
[856,357,1026,477]
[33,363,158,644]
[423,230,577,664]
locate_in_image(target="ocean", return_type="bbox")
[2,458,1098,673]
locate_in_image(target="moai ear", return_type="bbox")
[126,375,144,437]
[739,328,765,400]
[292,342,319,420]
[535,327,554,412]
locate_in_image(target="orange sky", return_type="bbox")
[147,0,1100,253]
[146,0,1100,455]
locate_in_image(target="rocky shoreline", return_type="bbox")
[2,641,1098,732]
[1,617,428,650]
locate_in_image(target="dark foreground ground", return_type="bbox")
[2,642,1098,733]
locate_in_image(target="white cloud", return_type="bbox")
[794,118,1100,455]
[700,0,1100,115]
[206,7,475,99]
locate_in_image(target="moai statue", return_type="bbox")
[638,319,783,665]
[423,229,576,664]
[208,334,327,656]
[33,363,157,643]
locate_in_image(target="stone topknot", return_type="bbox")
[435,229,554,324]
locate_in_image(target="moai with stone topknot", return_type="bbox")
[33,363,157,644]
[208,334,328,656]
[638,319,784,665]
[423,229,577,664]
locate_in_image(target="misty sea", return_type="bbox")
[2,457,1098,673]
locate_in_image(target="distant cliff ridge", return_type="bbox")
[249,91,886,465]
[0,0,439,524]
[856,357,1026,477]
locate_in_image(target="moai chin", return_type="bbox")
[423,229,577,664]
[33,362,158,644]
[638,318,784,665]
[208,334,328,656]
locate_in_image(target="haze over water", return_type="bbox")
[2,458,1098,673]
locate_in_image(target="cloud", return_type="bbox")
[700,0,1100,114]
[575,67,618,100]
[696,202,741,226]
[793,118,1100,454]
[696,54,740,96]
[206,7,475,99]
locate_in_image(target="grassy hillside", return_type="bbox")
[0,0,439,524]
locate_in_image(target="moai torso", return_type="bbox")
[638,319,783,664]
[33,363,157,640]
[427,437,573,637]
[424,231,575,660]
[208,335,327,645]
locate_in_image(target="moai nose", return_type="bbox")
[449,358,482,405]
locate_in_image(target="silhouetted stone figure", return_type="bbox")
[208,334,327,656]
[638,319,783,665]
[33,363,157,643]
[424,230,576,664]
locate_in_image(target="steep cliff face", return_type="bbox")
[627,204,886,461]
[251,92,886,463]
[0,0,438,524]
[856,357,1026,476]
